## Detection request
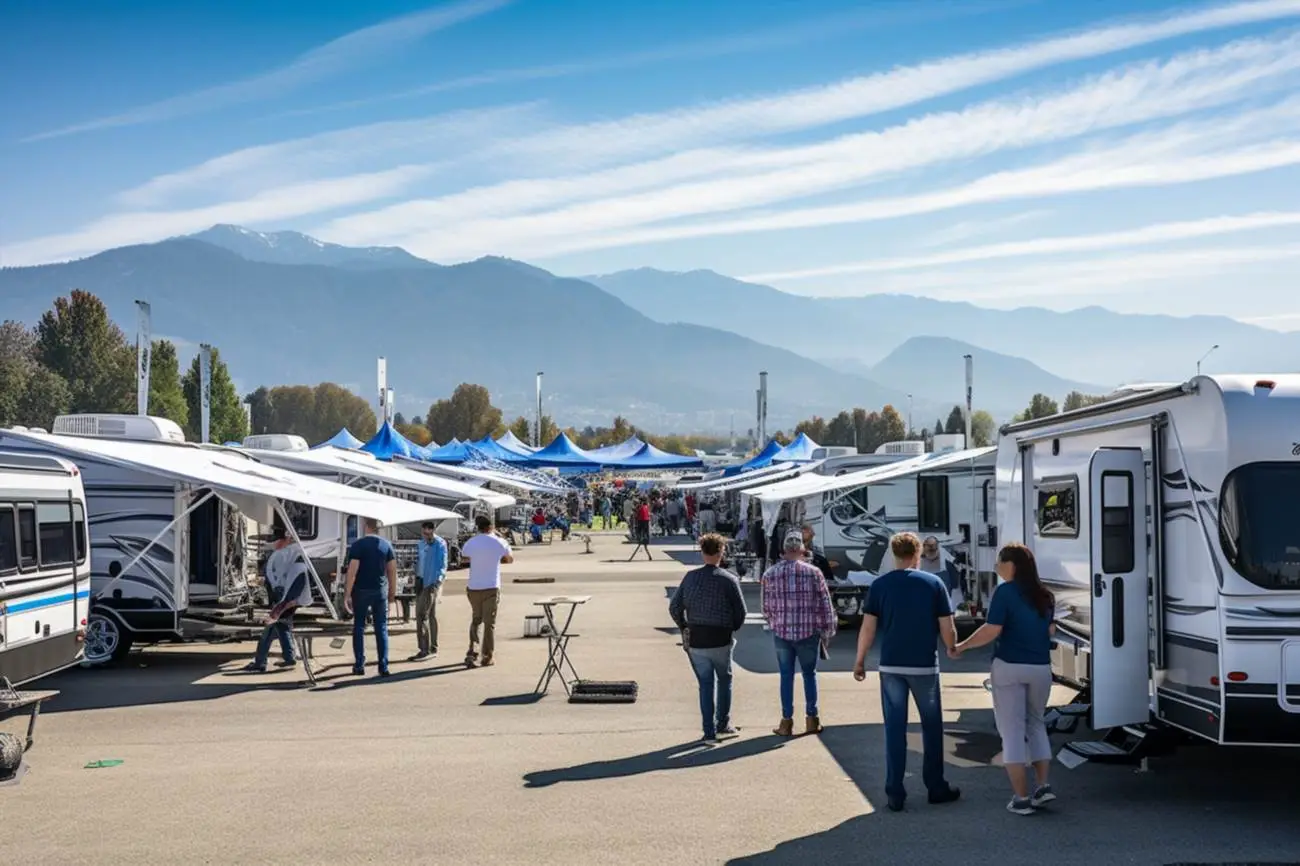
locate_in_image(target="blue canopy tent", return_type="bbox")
[586,436,645,462]
[314,428,365,450]
[774,432,820,462]
[526,432,603,471]
[496,430,537,455]
[424,438,475,463]
[724,439,786,476]
[361,421,432,461]
[606,442,703,469]
[467,435,531,463]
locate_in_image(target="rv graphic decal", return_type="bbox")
[1223,606,1300,619]
[1163,599,1217,616]
[90,536,177,606]
[1162,469,1224,587]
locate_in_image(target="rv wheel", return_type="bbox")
[83,613,133,666]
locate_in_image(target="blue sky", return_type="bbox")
[4,0,1300,328]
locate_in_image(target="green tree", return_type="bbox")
[933,417,947,440]
[266,385,317,436]
[245,386,273,435]
[34,290,134,414]
[393,411,407,427]
[425,383,504,443]
[147,339,188,427]
[1013,393,1060,422]
[396,422,433,446]
[880,404,906,443]
[508,414,556,446]
[16,366,72,429]
[182,346,247,443]
[312,383,377,443]
[970,409,996,447]
[1063,390,1107,412]
[825,411,855,446]
[944,406,966,434]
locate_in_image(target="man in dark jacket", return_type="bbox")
[669,533,748,743]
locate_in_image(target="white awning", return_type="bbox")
[688,462,814,493]
[396,457,567,494]
[4,430,456,526]
[253,446,516,509]
[751,447,997,503]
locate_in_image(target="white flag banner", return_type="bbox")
[199,344,212,444]
[135,301,152,415]
[377,357,388,420]
[387,389,395,423]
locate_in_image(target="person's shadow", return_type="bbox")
[523,735,786,788]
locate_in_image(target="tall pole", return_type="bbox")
[377,357,388,424]
[1196,344,1219,376]
[135,300,152,416]
[907,393,913,439]
[199,343,213,444]
[963,354,973,448]
[535,371,544,446]
[759,371,768,443]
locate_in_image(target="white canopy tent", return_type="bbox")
[396,457,569,495]
[3,429,456,619]
[248,445,516,510]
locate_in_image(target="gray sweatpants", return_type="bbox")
[990,658,1053,765]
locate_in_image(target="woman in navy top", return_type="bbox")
[953,543,1057,815]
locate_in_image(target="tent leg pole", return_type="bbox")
[276,500,339,621]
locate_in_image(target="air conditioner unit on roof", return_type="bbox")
[242,433,310,452]
[52,414,186,443]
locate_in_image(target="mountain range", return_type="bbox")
[3,225,1288,433]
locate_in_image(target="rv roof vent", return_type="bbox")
[52,414,186,443]
[242,433,310,452]
[875,440,926,456]
[932,434,967,454]
[1255,379,1276,391]
[811,445,858,460]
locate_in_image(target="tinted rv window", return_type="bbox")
[37,501,75,567]
[1219,462,1300,590]
[17,505,37,568]
[281,501,318,541]
[73,502,87,564]
[1100,471,1135,573]
[917,476,950,534]
[0,507,16,572]
[1036,478,1079,538]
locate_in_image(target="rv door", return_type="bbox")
[1088,448,1151,729]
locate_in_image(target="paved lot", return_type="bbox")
[5,533,1299,865]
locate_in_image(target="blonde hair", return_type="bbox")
[890,532,920,561]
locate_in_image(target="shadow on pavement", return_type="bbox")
[523,735,786,788]
[316,662,467,690]
[481,692,544,706]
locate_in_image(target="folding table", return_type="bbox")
[533,596,590,695]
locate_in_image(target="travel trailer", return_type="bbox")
[0,416,452,666]
[0,452,91,685]
[995,375,1300,759]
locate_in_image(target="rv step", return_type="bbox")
[1065,740,1132,758]
[1054,702,1090,716]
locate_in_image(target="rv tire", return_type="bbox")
[83,612,134,666]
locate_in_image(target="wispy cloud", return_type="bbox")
[743,211,1300,282]
[22,0,512,142]
[914,210,1054,248]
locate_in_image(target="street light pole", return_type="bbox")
[1196,344,1219,376]
[535,371,544,447]
[907,393,913,439]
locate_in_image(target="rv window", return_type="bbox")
[17,505,37,568]
[281,501,318,542]
[0,507,16,573]
[37,501,75,567]
[73,502,87,564]
[981,479,993,522]
[1036,478,1079,538]
[1219,462,1300,590]
[1100,471,1135,573]
[917,476,950,534]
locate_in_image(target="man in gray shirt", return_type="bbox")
[669,533,748,743]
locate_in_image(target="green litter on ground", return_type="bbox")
[83,759,124,769]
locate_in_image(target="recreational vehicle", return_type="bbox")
[0,453,90,685]
[0,416,453,666]
[995,375,1300,756]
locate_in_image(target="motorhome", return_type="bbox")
[995,375,1300,758]
[0,453,91,685]
[0,416,453,666]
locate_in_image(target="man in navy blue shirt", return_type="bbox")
[853,531,960,812]
[343,517,397,677]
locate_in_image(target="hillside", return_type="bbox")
[584,268,1300,385]
[0,238,912,432]
[188,225,438,270]
[867,336,1109,418]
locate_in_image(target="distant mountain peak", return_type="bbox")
[187,224,437,271]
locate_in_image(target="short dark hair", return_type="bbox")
[363,517,380,533]
[475,514,493,532]
[699,533,725,557]
[421,521,438,530]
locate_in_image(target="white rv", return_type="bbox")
[996,375,1300,755]
[0,416,453,666]
[0,452,91,685]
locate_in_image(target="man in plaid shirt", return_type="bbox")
[762,531,836,737]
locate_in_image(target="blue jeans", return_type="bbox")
[687,643,734,738]
[253,614,295,667]
[351,590,390,672]
[774,634,821,719]
[880,672,949,801]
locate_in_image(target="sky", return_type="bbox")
[4,0,1300,329]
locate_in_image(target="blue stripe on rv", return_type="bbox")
[6,589,92,614]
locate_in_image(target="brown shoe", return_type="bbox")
[805,715,823,735]
[773,718,795,737]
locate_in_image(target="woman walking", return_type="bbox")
[952,542,1057,814]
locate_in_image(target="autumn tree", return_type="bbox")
[970,409,996,447]
[147,339,188,428]
[1063,390,1107,412]
[424,384,504,444]
[794,416,828,443]
[880,404,906,443]
[1014,393,1060,422]
[34,290,134,415]
[181,346,247,443]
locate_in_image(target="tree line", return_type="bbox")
[786,404,998,452]
[1012,390,1109,422]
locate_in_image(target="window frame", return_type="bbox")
[1218,461,1300,591]
[1035,475,1080,539]
[0,503,17,575]
[917,474,951,535]
[16,502,38,571]
[36,499,77,568]
[1099,470,1135,574]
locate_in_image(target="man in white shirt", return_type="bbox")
[243,524,313,672]
[460,514,514,668]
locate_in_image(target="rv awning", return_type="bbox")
[681,462,810,493]
[6,430,455,526]
[254,446,516,509]
[396,457,568,495]
[751,447,997,503]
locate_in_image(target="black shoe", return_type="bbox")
[886,796,905,812]
[378,669,391,678]
[275,659,297,668]
[928,786,961,805]
[351,666,365,676]
[241,662,267,673]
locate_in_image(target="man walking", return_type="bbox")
[243,523,310,672]
[852,531,961,812]
[343,517,396,677]
[411,521,448,660]
[461,515,513,668]
[762,532,836,737]
[669,533,747,743]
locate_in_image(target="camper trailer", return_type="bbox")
[0,417,453,666]
[995,375,1300,758]
[0,453,91,685]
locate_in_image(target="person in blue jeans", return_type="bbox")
[343,517,397,677]
[243,523,311,672]
[761,532,836,737]
[853,531,961,812]
[669,533,748,743]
